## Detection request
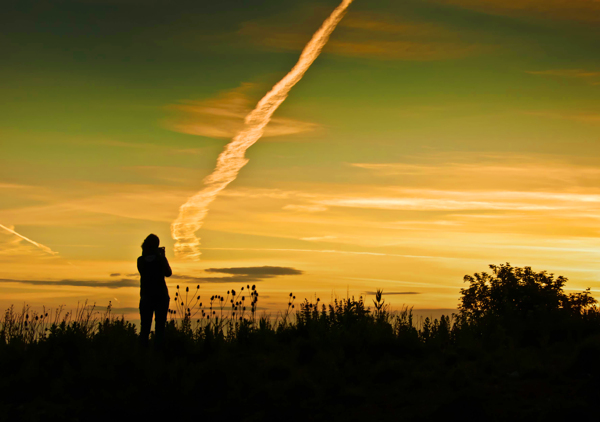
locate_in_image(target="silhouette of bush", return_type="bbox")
[458,263,599,345]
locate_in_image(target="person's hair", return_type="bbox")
[141,234,160,254]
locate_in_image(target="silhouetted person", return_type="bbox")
[138,234,172,347]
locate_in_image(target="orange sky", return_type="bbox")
[2,0,600,319]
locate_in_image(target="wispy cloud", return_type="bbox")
[300,235,337,242]
[526,69,600,85]
[351,158,600,189]
[170,266,303,283]
[0,278,138,289]
[200,247,459,260]
[239,11,486,61]
[316,196,561,211]
[205,266,303,276]
[433,0,600,22]
[0,183,32,189]
[0,182,190,226]
[164,83,319,140]
[524,111,600,124]
[283,204,328,213]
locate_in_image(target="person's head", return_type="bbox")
[141,234,160,255]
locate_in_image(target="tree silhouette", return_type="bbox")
[459,263,596,323]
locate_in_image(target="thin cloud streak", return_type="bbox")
[200,247,461,260]
[171,0,354,259]
[0,278,137,289]
[165,83,319,140]
[169,266,303,283]
[0,224,58,256]
[526,69,600,85]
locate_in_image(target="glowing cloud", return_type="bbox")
[0,223,58,256]
[171,0,353,259]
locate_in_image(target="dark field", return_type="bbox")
[2,264,600,421]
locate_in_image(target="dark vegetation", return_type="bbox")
[2,263,600,421]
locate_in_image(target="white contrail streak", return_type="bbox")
[172,0,353,259]
[0,223,58,256]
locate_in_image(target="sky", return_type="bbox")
[2,0,600,319]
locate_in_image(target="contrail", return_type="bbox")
[0,223,58,256]
[172,0,353,259]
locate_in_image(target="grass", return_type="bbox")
[2,279,600,421]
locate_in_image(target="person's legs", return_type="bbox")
[154,295,169,347]
[139,296,154,347]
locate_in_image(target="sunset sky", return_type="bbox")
[2,0,600,319]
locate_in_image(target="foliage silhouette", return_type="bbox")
[457,263,598,346]
[1,264,599,421]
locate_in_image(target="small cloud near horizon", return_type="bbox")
[0,278,138,289]
[170,266,304,283]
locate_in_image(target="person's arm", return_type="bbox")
[137,256,143,275]
[163,256,172,277]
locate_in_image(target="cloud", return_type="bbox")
[205,266,303,276]
[526,69,600,85]
[432,0,600,22]
[523,111,600,124]
[315,195,564,212]
[300,235,337,242]
[0,181,191,226]
[169,266,304,283]
[164,83,319,140]
[350,157,600,190]
[283,204,328,213]
[0,278,138,289]
[0,183,32,189]
[200,248,458,260]
[238,12,486,61]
